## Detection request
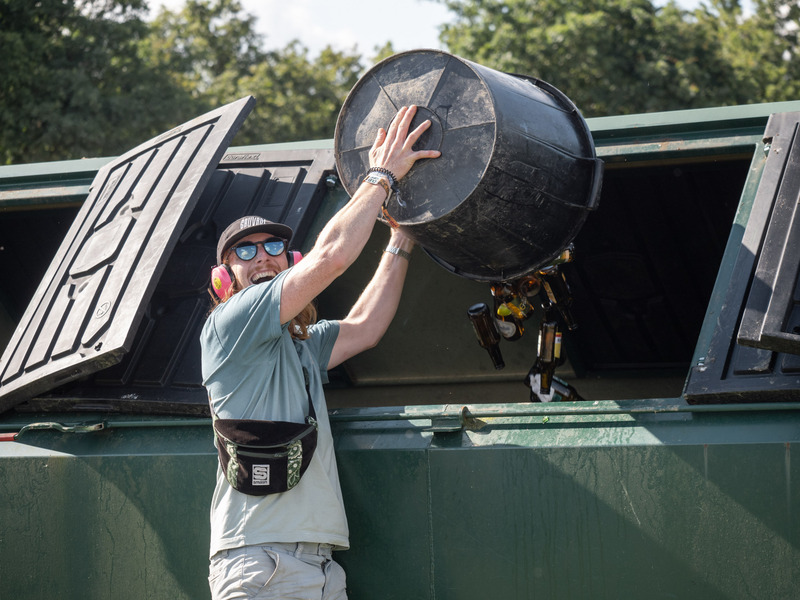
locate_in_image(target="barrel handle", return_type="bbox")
[507,72,581,116]
[508,71,603,212]
[587,158,604,211]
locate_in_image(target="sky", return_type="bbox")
[149,0,726,59]
[151,0,453,58]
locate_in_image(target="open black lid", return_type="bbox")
[0,97,255,412]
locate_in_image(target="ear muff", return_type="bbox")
[288,250,303,267]
[212,252,300,297]
[211,264,234,299]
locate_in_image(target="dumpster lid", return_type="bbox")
[0,97,255,412]
[685,110,800,402]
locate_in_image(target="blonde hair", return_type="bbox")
[207,269,317,341]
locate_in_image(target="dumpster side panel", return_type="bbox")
[0,425,216,600]
[335,408,800,600]
[0,409,798,599]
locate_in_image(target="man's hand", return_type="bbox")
[369,105,441,180]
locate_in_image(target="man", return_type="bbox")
[201,105,440,599]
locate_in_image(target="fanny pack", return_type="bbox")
[211,369,318,496]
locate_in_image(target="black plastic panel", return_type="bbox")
[685,111,800,403]
[25,148,336,414]
[0,97,255,412]
[738,119,800,354]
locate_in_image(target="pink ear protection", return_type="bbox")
[211,264,234,299]
[210,251,303,299]
[288,250,302,267]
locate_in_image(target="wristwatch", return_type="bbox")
[385,246,412,261]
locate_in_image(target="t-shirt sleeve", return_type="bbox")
[303,320,340,384]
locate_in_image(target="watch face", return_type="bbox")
[366,175,381,183]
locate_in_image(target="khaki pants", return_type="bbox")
[209,542,347,600]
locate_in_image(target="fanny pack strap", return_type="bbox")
[301,368,317,425]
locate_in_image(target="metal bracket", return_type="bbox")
[427,407,486,435]
[0,420,106,442]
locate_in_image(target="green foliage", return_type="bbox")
[0,0,364,164]
[0,0,196,164]
[3,0,799,163]
[372,42,399,63]
[231,43,364,144]
[438,0,800,116]
[144,1,364,145]
[144,0,266,97]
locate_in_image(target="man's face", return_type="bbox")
[226,233,290,290]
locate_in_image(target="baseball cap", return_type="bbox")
[216,215,294,263]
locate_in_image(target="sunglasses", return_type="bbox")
[230,239,287,261]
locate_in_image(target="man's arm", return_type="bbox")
[327,230,415,369]
[279,105,439,325]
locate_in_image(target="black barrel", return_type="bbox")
[334,50,603,282]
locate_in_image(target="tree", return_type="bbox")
[700,0,800,103]
[230,43,364,144]
[143,0,266,98]
[143,0,365,145]
[437,0,800,116]
[0,0,197,164]
[0,0,369,163]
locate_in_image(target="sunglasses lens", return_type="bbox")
[234,244,258,261]
[263,240,286,256]
[232,240,286,261]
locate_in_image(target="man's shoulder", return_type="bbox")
[309,319,339,335]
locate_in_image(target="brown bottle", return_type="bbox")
[467,303,505,370]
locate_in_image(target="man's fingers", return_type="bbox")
[395,105,416,138]
[413,148,442,160]
[384,106,409,144]
[372,127,387,149]
[404,119,442,159]
[404,118,432,148]
[389,105,418,146]
[370,104,441,178]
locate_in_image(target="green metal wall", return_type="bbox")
[1,400,798,599]
[0,422,214,599]
[333,401,800,599]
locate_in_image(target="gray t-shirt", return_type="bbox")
[201,270,348,557]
